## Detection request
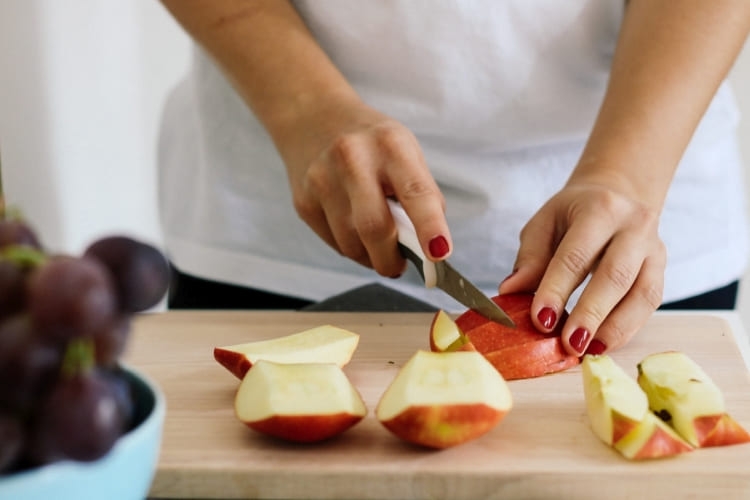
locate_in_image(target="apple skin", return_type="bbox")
[247,414,365,444]
[452,293,579,380]
[234,360,367,443]
[637,351,750,448]
[378,403,506,449]
[614,412,694,460]
[376,350,512,449]
[214,325,359,380]
[482,337,580,381]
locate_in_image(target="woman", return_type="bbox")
[157,0,750,356]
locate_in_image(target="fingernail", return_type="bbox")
[428,235,450,259]
[537,307,557,329]
[584,339,607,355]
[569,327,591,354]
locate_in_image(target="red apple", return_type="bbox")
[581,354,693,460]
[376,350,512,449]
[637,351,750,448]
[234,360,367,443]
[214,325,360,379]
[428,310,476,353]
[453,293,579,380]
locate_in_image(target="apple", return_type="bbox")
[451,293,579,380]
[376,350,512,449]
[637,351,750,448]
[428,310,475,352]
[581,354,693,460]
[214,325,360,379]
[234,360,367,443]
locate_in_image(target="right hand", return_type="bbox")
[276,99,452,277]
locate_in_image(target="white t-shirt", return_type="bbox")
[158,0,748,311]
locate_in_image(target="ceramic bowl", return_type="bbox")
[0,366,165,500]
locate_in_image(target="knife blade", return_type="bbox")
[386,199,516,327]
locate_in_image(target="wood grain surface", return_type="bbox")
[123,311,750,500]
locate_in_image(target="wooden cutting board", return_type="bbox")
[124,311,750,500]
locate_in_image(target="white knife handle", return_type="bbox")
[386,199,438,288]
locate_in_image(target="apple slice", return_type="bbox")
[581,354,692,459]
[637,351,750,448]
[376,350,512,449]
[214,325,360,379]
[428,310,475,352]
[235,360,367,443]
[452,293,579,380]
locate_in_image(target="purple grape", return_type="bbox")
[92,316,131,367]
[84,236,170,313]
[0,315,62,414]
[0,260,26,320]
[0,413,24,474]
[0,219,41,250]
[26,342,127,464]
[26,256,118,342]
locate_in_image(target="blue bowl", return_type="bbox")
[0,366,165,500]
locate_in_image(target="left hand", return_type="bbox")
[498,180,666,356]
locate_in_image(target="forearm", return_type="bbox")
[159,0,361,148]
[572,0,750,208]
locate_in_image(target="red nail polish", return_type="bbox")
[537,307,557,330]
[569,327,591,354]
[428,235,449,259]
[584,339,607,355]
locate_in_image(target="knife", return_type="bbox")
[386,199,515,327]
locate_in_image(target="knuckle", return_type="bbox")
[597,317,631,349]
[354,212,390,241]
[601,262,636,293]
[329,134,363,175]
[639,281,664,311]
[555,246,591,278]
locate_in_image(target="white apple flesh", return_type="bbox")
[234,360,367,443]
[214,325,360,379]
[376,350,512,449]
[428,310,474,352]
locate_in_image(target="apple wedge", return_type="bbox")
[214,325,360,379]
[452,293,579,380]
[235,360,367,443]
[428,310,475,352]
[581,354,692,459]
[376,350,512,449]
[637,351,750,448]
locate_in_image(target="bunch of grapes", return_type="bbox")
[0,213,170,475]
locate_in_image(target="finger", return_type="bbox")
[576,242,666,355]
[498,206,557,296]
[560,233,654,355]
[382,132,449,262]
[343,166,407,278]
[531,211,613,333]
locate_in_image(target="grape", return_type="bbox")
[0,229,166,473]
[26,256,118,342]
[27,367,128,464]
[84,236,170,313]
[0,315,62,414]
[93,316,131,367]
[0,260,26,320]
[0,219,41,250]
[0,413,24,474]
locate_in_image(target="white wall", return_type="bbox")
[1,3,749,325]
[0,1,190,254]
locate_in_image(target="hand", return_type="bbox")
[278,99,451,277]
[499,181,666,356]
